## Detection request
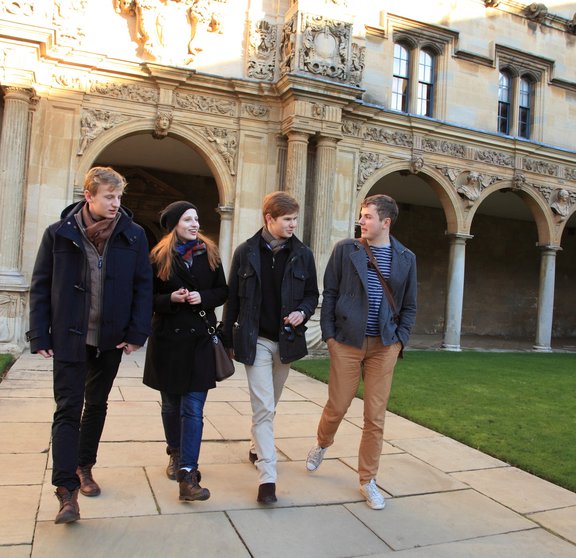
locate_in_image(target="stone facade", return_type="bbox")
[0,0,575,353]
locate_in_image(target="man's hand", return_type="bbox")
[116,342,141,355]
[283,310,305,328]
[38,349,54,359]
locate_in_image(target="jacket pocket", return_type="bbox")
[237,266,255,298]
[290,269,307,300]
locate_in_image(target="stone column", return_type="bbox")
[533,245,559,352]
[0,86,35,285]
[442,233,473,351]
[215,204,234,276]
[215,204,234,322]
[310,136,339,276]
[284,131,309,236]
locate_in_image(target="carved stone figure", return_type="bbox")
[349,43,365,87]
[53,0,88,46]
[247,20,277,81]
[280,15,297,75]
[568,13,576,34]
[484,0,500,7]
[204,127,238,174]
[526,3,548,22]
[457,171,483,206]
[550,188,572,220]
[410,155,424,174]
[358,152,385,188]
[77,110,129,156]
[153,111,173,139]
[513,173,527,190]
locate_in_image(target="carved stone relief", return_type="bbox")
[53,73,83,90]
[436,166,462,184]
[455,171,502,207]
[358,152,386,189]
[410,155,424,174]
[311,103,327,119]
[88,81,159,103]
[280,14,297,75]
[565,167,576,181]
[0,0,34,17]
[174,92,235,115]
[243,104,270,119]
[342,119,362,137]
[115,0,225,65]
[247,20,278,82]
[0,293,24,343]
[349,43,366,87]
[422,138,464,158]
[550,188,574,221]
[568,13,576,34]
[77,109,130,156]
[300,15,351,81]
[203,127,238,174]
[526,3,548,23]
[364,126,413,147]
[484,0,500,6]
[523,157,559,177]
[53,0,88,47]
[475,149,513,167]
[153,111,173,139]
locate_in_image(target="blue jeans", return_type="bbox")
[161,391,207,470]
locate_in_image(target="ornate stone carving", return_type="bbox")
[0,0,34,16]
[0,293,24,343]
[523,157,559,176]
[203,127,238,174]
[484,0,500,6]
[456,171,484,205]
[342,119,362,137]
[153,111,172,139]
[247,20,277,82]
[436,166,462,183]
[565,167,576,181]
[174,92,235,115]
[280,15,297,75]
[115,0,224,65]
[88,81,159,103]
[358,152,386,188]
[364,126,413,147]
[474,149,513,167]
[349,43,365,87]
[526,3,548,22]
[77,110,130,156]
[410,155,424,174]
[243,104,269,118]
[568,13,576,34]
[300,15,351,81]
[53,73,83,90]
[312,103,327,119]
[550,188,573,221]
[513,172,527,190]
[422,138,464,158]
[53,0,88,46]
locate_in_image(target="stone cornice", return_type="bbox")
[275,73,364,103]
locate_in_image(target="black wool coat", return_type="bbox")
[143,252,228,394]
[27,202,153,362]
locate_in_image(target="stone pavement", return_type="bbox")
[1,350,576,558]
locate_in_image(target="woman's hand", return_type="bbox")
[186,290,202,305]
[171,288,189,303]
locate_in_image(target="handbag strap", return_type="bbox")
[360,238,398,318]
[199,310,216,335]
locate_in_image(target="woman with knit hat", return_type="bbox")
[143,201,228,502]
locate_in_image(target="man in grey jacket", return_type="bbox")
[306,194,417,510]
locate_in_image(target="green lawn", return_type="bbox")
[292,351,576,493]
[0,354,14,382]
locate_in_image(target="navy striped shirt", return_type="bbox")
[366,244,392,336]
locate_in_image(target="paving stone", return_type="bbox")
[0,485,41,544]
[528,505,576,544]
[228,505,391,558]
[0,423,51,453]
[453,467,576,513]
[346,489,533,551]
[0,546,33,558]
[0,397,54,422]
[32,513,250,558]
[0,453,48,485]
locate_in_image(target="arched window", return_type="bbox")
[417,49,435,116]
[498,71,512,135]
[392,43,410,112]
[518,76,533,139]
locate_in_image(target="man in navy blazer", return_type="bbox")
[306,194,417,511]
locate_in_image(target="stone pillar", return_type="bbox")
[0,86,35,285]
[215,204,234,276]
[215,204,234,322]
[533,245,559,352]
[442,233,473,351]
[284,131,309,236]
[310,136,339,276]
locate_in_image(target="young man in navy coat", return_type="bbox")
[27,167,152,524]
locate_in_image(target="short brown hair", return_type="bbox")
[84,167,127,196]
[262,191,299,221]
[361,194,399,226]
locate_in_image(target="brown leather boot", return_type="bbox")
[54,487,80,524]
[176,468,210,501]
[76,464,101,497]
[257,482,277,504]
[166,448,180,480]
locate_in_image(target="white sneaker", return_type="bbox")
[360,479,386,510]
[306,445,327,471]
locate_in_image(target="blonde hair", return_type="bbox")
[84,167,127,196]
[150,230,221,281]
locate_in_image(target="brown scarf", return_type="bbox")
[261,227,288,255]
[81,203,118,255]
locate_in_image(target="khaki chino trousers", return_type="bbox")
[317,337,402,485]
